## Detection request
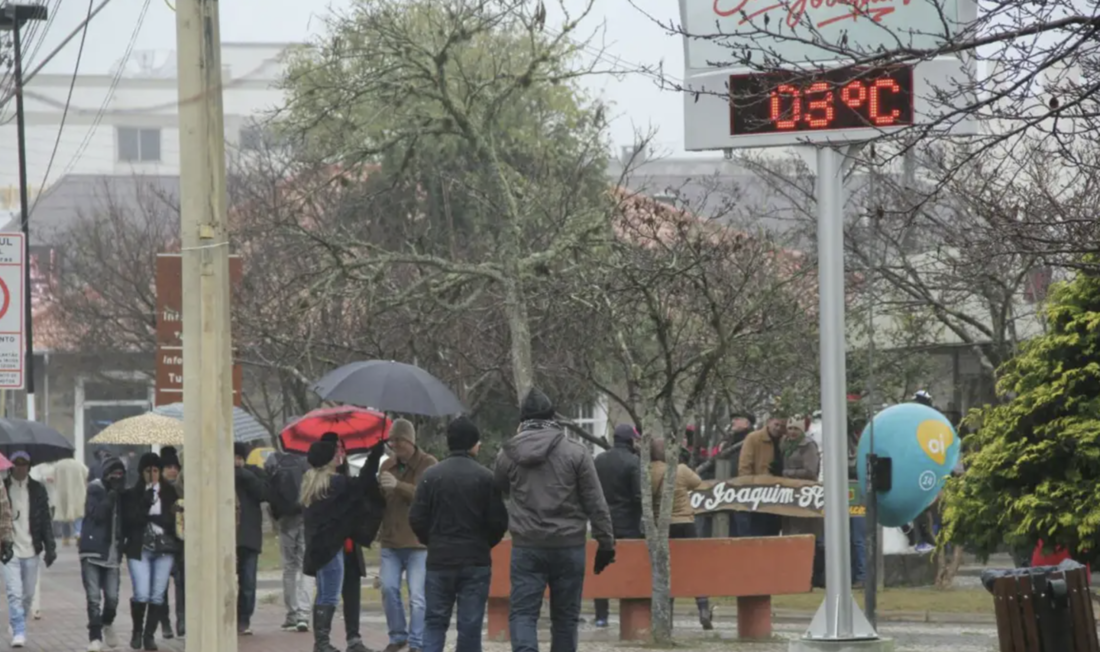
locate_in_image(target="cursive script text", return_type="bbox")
[714,0,912,30]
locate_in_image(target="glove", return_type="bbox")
[379,472,397,490]
[144,487,158,506]
[44,550,56,568]
[594,547,616,575]
[768,460,782,476]
[0,542,12,565]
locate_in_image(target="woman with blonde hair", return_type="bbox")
[302,434,386,652]
[648,438,713,630]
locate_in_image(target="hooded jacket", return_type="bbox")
[493,420,614,550]
[594,436,643,539]
[79,457,125,563]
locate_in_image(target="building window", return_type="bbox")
[239,124,286,152]
[564,396,609,451]
[117,127,162,162]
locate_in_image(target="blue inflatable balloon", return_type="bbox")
[856,403,959,528]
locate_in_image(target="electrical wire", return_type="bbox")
[0,0,61,123]
[53,0,152,183]
[30,0,93,214]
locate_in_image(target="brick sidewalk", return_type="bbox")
[12,545,388,652]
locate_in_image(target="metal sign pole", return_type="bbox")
[803,146,878,644]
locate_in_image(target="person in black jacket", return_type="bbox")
[3,451,56,649]
[79,456,126,651]
[591,423,642,628]
[409,416,508,652]
[234,442,267,636]
[121,452,180,651]
[303,437,385,652]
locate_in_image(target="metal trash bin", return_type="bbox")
[981,560,1099,652]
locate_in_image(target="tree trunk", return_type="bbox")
[500,274,535,402]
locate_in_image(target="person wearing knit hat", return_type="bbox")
[120,451,179,650]
[378,419,437,652]
[234,442,268,635]
[156,446,184,639]
[591,423,643,627]
[495,387,616,651]
[301,438,387,652]
[409,415,506,652]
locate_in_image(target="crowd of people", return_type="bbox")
[0,386,967,652]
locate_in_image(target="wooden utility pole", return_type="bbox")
[174,0,237,649]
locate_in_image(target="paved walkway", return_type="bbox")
[11,545,388,652]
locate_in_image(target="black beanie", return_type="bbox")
[233,442,250,460]
[447,415,481,452]
[137,452,163,475]
[160,446,181,469]
[613,423,639,443]
[307,441,337,468]
[320,432,340,444]
[520,387,555,421]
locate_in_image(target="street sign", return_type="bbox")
[679,0,979,150]
[0,233,24,389]
[155,253,244,406]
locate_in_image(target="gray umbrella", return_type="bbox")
[312,360,465,417]
[151,403,271,444]
[0,418,75,463]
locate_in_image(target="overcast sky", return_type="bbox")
[23,0,697,158]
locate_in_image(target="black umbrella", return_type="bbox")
[312,360,466,417]
[0,418,75,464]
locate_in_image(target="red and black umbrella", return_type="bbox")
[280,406,391,455]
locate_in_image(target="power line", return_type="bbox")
[31,0,91,211]
[54,0,151,181]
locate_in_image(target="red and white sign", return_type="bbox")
[0,233,25,389]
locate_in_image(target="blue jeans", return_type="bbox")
[423,566,491,652]
[237,547,259,626]
[128,549,174,604]
[850,516,867,584]
[381,548,427,648]
[3,556,39,636]
[315,553,344,607]
[81,560,120,641]
[510,546,586,652]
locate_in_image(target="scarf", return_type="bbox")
[780,432,805,460]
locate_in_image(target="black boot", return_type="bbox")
[160,592,174,639]
[130,601,147,650]
[143,603,161,650]
[697,598,714,631]
[312,605,340,652]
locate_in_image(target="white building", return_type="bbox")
[0,42,293,208]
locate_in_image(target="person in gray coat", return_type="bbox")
[493,388,616,652]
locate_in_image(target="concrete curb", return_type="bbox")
[773,609,995,625]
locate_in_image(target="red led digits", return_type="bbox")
[804,81,834,128]
[869,78,902,125]
[730,66,912,136]
[770,84,801,129]
[842,81,867,109]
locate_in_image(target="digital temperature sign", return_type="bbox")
[729,66,914,136]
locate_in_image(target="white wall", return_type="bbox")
[0,43,292,205]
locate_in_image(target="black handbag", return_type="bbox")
[143,522,177,554]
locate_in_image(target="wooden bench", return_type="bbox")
[487,535,815,641]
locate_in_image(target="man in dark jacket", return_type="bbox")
[158,446,184,639]
[591,423,642,628]
[234,442,267,636]
[264,446,313,633]
[493,388,615,652]
[410,416,508,652]
[3,451,56,648]
[79,456,126,651]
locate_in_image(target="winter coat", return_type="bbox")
[781,437,820,481]
[79,477,123,562]
[235,465,267,552]
[648,461,703,525]
[738,428,781,477]
[119,480,180,560]
[303,447,385,577]
[593,441,643,538]
[52,458,89,522]
[408,451,509,570]
[378,448,437,549]
[493,420,614,550]
[4,476,55,558]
